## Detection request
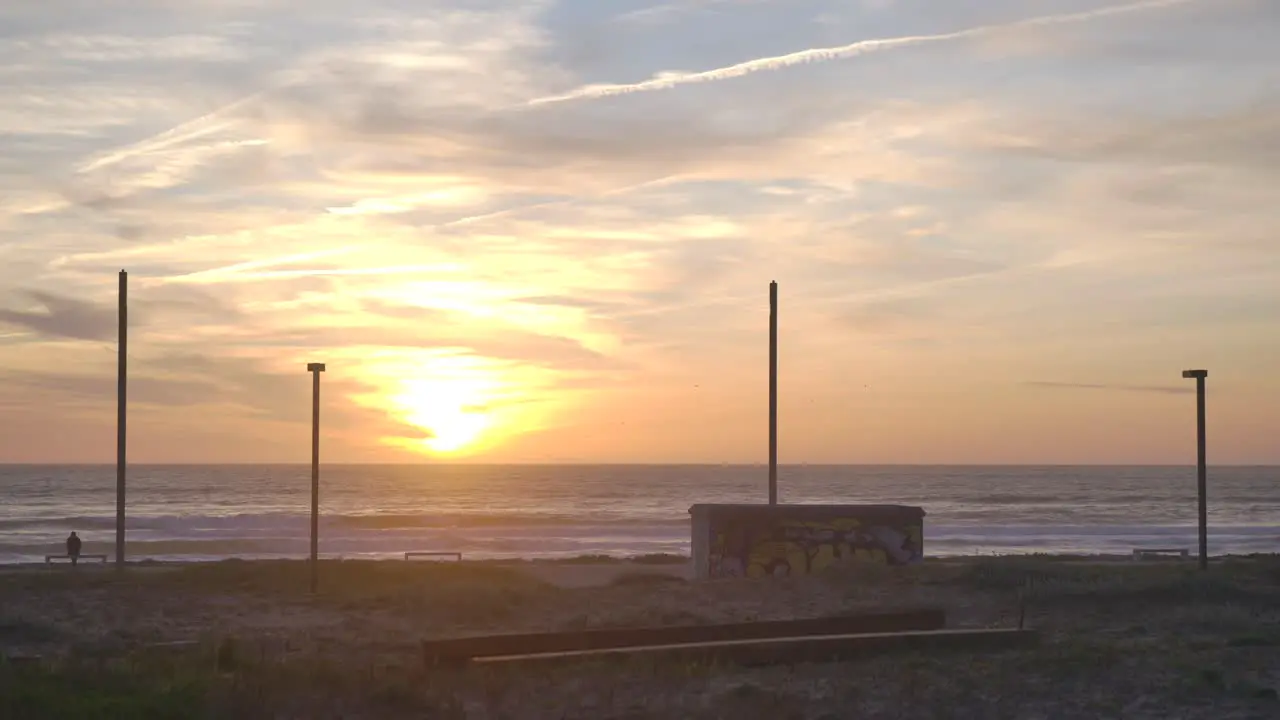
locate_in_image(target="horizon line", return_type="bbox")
[0,462,1275,468]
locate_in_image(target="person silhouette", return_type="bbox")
[66,532,82,566]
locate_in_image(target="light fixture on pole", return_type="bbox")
[1181,369,1208,571]
[307,362,326,593]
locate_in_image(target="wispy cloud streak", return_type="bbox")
[168,265,463,285]
[162,248,356,284]
[1025,381,1193,395]
[530,0,1198,105]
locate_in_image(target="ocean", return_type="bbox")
[0,465,1276,564]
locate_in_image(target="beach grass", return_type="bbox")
[3,555,1279,718]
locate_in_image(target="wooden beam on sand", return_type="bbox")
[423,609,945,666]
[472,628,1038,668]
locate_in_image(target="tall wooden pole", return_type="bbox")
[307,362,325,593]
[768,281,778,505]
[116,270,127,570]
[1197,375,1207,571]
[1182,369,1208,571]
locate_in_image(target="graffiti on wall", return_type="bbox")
[708,515,922,578]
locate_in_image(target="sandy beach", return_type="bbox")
[3,555,1280,718]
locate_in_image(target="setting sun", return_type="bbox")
[352,350,509,456]
[341,347,575,458]
[392,376,495,454]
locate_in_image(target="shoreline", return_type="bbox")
[6,550,1276,570]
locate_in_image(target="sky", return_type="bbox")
[0,0,1276,464]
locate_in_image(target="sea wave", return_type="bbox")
[4,464,1278,565]
[927,523,1280,553]
[2,519,1276,565]
[0,533,691,564]
[0,511,691,533]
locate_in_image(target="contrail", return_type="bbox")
[162,247,356,284]
[529,0,1198,105]
[77,92,266,174]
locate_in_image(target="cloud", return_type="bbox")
[10,369,217,407]
[984,101,1280,172]
[835,296,935,336]
[613,0,774,26]
[2,33,246,63]
[132,284,245,325]
[131,352,369,422]
[74,93,265,176]
[0,351,439,456]
[1024,381,1193,395]
[0,290,116,341]
[244,322,626,376]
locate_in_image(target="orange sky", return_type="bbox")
[1,0,1278,464]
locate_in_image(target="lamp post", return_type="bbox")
[307,362,325,593]
[768,280,778,505]
[116,270,127,570]
[1181,369,1208,571]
